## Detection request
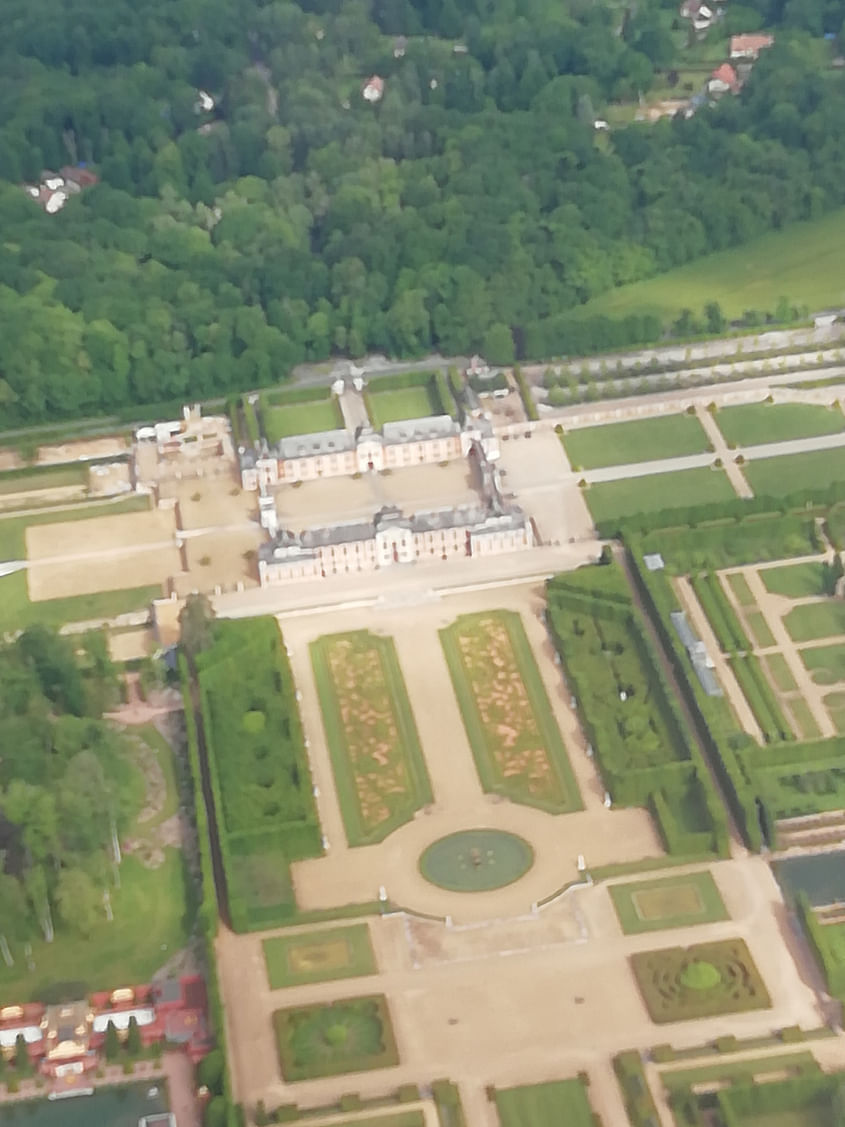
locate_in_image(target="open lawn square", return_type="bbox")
[263,924,376,989]
[631,938,771,1023]
[494,1078,598,1127]
[585,467,736,525]
[274,994,399,1081]
[367,385,440,426]
[713,403,845,448]
[784,601,845,642]
[609,871,728,934]
[310,630,433,845]
[263,398,343,442]
[439,610,581,813]
[562,414,710,470]
[744,447,845,498]
[760,562,829,599]
[800,644,845,685]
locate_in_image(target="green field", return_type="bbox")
[562,414,710,470]
[784,601,845,642]
[585,467,736,525]
[746,610,776,649]
[714,404,845,448]
[494,1078,598,1127]
[824,692,845,733]
[789,697,823,740]
[576,206,845,322]
[310,631,433,846]
[800,644,845,685]
[0,852,191,1001]
[368,386,439,426]
[760,562,829,598]
[274,994,399,1081]
[263,398,343,442]
[439,611,581,813]
[0,570,162,634]
[631,939,771,1023]
[0,463,89,495]
[609,871,728,935]
[745,447,845,498]
[763,654,800,693]
[263,925,376,989]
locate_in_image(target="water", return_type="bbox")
[0,1083,168,1127]
[774,851,845,906]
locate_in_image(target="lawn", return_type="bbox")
[0,571,162,634]
[727,572,756,608]
[0,851,192,1002]
[439,611,582,813]
[368,386,439,426]
[659,1052,819,1093]
[789,697,822,740]
[263,925,376,989]
[763,654,799,693]
[609,871,728,935]
[760,562,829,599]
[585,467,737,525]
[562,414,710,470]
[825,692,845,733]
[746,611,777,649]
[745,447,845,498]
[576,206,845,322]
[714,404,845,449]
[0,493,152,560]
[326,1117,423,1127]
[631,939,771,1023]
[494,1078,598,1127]
[263,398,342,443]
[0,463,88,495]
[274,994,399,1081]
[310,631,433,846]
[800,644,845,685]
[784,601,845,642]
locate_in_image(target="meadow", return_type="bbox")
[562,413,710,470]
[584,467,736,525]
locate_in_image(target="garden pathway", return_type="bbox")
[694,404,753,498]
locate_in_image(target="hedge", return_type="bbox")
[729,654,793,744]
[689,572,751,653]
[613,1052,661,1127]
[513,364,538,422]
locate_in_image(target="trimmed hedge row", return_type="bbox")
[513,364,538,422]
[718,1070,845,1127]
[690,572,751,653]
[614,1052,661,1127]
[180,656,242,1127]
[795,893,845,998]
[729,654,794,744]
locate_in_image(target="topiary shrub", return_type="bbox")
[242,710,266,734]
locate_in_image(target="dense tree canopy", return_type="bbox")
[0,0,842,422]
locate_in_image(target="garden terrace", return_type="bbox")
[196,618,321,930]
[261,388,343,443]
[365,370,458,426]
[713,402,845,448]
[310,630,433,846]
[273,994,399,1081]
[631,939,771,1023]
[546,563,726,858]
[439,610,581,813]
[493,1078,599,1127]
[745,447,845,498]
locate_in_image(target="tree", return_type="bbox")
[104,1020,121,1062]
[15,1033,32,1076]
[704,301,727,335]
[55,867,101,937]
[482,323,515,366]
[126,1015,142,1057]
[179,593,216,660]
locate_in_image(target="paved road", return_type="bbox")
[582,428,845,485]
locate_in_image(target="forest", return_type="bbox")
[0,627,138,952]
[0,0,843,422]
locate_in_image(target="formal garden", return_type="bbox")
[493,1077,599,1127]
[419,829,534,893]
[263,925,377,990]
[274,994,399,1081]
[364,370,458,427]
[195,617,322,930]
[546,563,727,859]
[261,387,344,443]
[609,871,728,935]
[631,939,770,1023]
[439,611,581,814]
[310,630,433,846]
